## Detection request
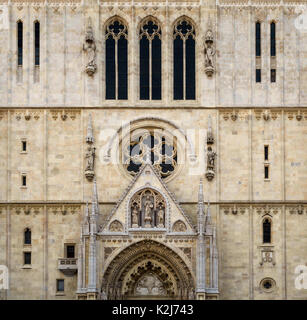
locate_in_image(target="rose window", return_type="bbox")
[122,129,177,179]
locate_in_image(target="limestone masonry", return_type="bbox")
[0,0,306,300]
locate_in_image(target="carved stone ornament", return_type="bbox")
[204,28,215,77]
[205,146,216,181]
[83,18,97,77]
[85,145,95,181]
[172,220,187,232]
[260,248,276,266]
[130,188,166,229]
[109,220,124,232]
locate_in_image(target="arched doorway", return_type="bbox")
[101,240,195,300]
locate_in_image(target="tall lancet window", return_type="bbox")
[139,17,162,100]
[173,19,195,100]
[270,22,276,57]
[105,18,128,100]
[270,22,276,83]
[34,21,40,66]
[255,22,261,57]
[17,21,23,66]
[255,21,261,83]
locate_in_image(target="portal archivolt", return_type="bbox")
[102,240,194,300]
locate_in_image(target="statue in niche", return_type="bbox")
[204,29,215,77]
[157,206,165,228]
[131,206,139,228]
[207,146,216,170]
[83,18,97,76]
[85,146,95,171]
[144,195,153,228]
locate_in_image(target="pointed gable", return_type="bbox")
[100,163,195,234]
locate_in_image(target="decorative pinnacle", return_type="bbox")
[198,178,204,204]
[206,200,212,226]
[86,113,94,144]
[92,177,99,214]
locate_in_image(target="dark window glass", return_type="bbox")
[256,22,261,57]
[256,69,261,83]
[22,175,27,186]
[271,69,276,83]
[270,22,276,57]
[264,165,269,179]
[57,279,64,292]
[34,21,40,66]
[17,21,23,66]
[140,36,149,100]
[24,228,31,245]
[24,252,31,265]
[264,146,269,161]
[173,20,195,100]
[185,35,195,100]
[106,19,128,100]
[263,219,271,243]
[22,141,27,152]
[66,245,75,258]
[139,18,161,100]
[118,35,128,100]
[173,35,183,100]
[151,35,161,100]
[106,36,116,99]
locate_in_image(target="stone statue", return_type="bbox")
[144,195,153,228]
[204,29,215,77]
[83,18,97,76]
[157,206,164,228]
[85,146,95,171]
[132,207,139,228]
[207,146,216,169]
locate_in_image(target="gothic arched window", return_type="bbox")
[263,218,271,243]
[173,18,195,100]
[17,21,23,66]
[24,228,31,245]
[139,17,161,100]
[105,18,128,100]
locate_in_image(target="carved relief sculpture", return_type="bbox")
[157,206,165,228]
[131,206,139,228]
[172,220,187,232]
[130,189,166,228]
[109,220,123,232]
[204,28,215,77]
[85,145,95,180]
[144,195,154,228]
[83,18,97,77]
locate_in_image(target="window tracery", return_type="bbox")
[139,17,162,100]
[122,128,177,179]
[173,18,195,100]
[106,17,128,100]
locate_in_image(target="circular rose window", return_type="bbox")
[121,128,178,179]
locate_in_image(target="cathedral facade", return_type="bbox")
[0,0,307,300]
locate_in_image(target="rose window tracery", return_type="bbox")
[123,129,178,179]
